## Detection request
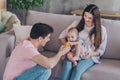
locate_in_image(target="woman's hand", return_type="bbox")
[84,51,99,59]
[59,45,71,56]
[84,53,91,59]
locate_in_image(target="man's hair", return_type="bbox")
[30,23,53,39]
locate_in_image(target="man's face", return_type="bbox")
[40,34,51,46]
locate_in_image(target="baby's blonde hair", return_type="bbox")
[68,27,79,35]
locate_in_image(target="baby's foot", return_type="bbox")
[73,61,77,67]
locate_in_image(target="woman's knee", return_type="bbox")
[63,59,72,69]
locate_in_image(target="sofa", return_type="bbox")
[0,10,20,80]
[0,10,120,80]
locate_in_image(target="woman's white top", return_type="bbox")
[59,21,107,63]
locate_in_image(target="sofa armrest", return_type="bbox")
[0,33,15,79]
[0,33,15,58]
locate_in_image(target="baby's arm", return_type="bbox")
[70,42,84,60]
[74,42,84,60]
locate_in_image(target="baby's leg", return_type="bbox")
[67,52,76,62]
[73,61,77,67]
[67,52,78,67]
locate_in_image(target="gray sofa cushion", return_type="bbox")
[81,59,120,80]
[0,34,15,79]
[26,10,81,52]
[41,51,120,80]
[101,19,120,59]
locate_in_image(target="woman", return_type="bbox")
[59,4,107,80]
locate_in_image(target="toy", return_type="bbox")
[64,42,70,47]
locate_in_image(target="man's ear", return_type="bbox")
[38,36,43,41]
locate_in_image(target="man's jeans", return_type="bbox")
[14,65,51,80]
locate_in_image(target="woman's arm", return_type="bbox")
[85,26,107,59]
[96,26,107,56]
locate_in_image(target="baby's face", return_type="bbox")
[67,32,78,42]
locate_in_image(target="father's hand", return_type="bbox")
[59,45,70,55]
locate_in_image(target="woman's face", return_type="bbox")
[84,12,94,27]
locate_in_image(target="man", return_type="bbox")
[3,23,70,80]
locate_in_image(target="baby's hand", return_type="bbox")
[69,42,80,46]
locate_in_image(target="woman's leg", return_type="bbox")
[61,58,73,80]
[14,65,51,80]
[70,58,94,80]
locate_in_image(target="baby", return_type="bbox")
[65,27,85,67]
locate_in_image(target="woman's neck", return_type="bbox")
[85,21,94,27]
[84,24,94,31]
[85,23,94,27]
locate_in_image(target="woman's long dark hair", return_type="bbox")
[76,4,102,50]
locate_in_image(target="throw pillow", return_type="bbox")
[0,21,5,33]
[5,14,21,32]
[13,24,44,52]
[13,24,32,44]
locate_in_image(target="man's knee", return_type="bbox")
[45,69,51,76]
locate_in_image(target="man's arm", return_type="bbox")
[32,46,70,69]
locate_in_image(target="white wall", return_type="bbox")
[47,0,120,14]
[94,0,120,12]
